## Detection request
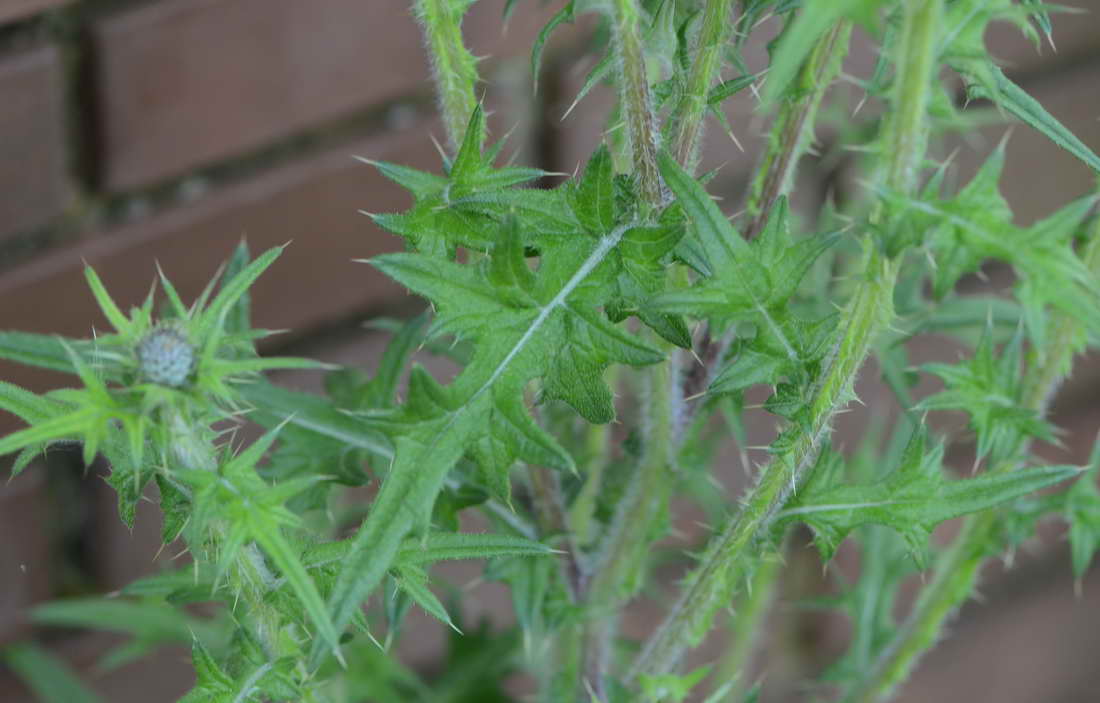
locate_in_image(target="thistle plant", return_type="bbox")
[2,1,1100,701]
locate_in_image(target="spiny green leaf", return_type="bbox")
[197,245,284,337]
[0,381,60,425]
[639,664,712,703]
[956,59,1100,173]
[763,0,882,104]
[83,266,132,336]
[531,1,575,93]
[0,331,86,374]
[394,566,458,631]
[240,381,393,456]
[779,432,1081,563]
[220,241,254,336]
[920,324,1052,462]
[315,220,648,668]
[249,525,345,666]
[32,598,209,643]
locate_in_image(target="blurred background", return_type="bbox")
[0,0,1099,700]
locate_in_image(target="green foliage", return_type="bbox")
[2,2,1098,702]
[1,644,103,703]
[779,431,1080,563]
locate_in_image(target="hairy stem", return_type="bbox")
[629,251,897,680]
[610,0,663,207]
[569,367,619,546]
[669,0,737,173]
[744,21,852,239]
[167,411,286,661]
[681,20,851,423]
[582,345,676,697]
[630,0,943,681]
[414,0,481,151]
[719,544,784,701]
[844,215,1100,703]
[529,464,586,602]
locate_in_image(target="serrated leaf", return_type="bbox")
[394,566,458,631]
[314,219,653,667]
[955,59,1100,174]
[531,1,575,93]
[197,245,284,337]
[920,324,1052,462]
[249,525,344,665]
[779,432,1081,563]
[763,0,881,104]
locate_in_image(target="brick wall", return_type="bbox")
[0,1,1098,700]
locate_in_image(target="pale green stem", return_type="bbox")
[627,0,944,682]
[744,21,852,239]
[582,343,676,698]
[682,18,852,424]
[414,0,482,151]
[567,3,672,695]
[167,411,289,665]
[529,463,585,601]
[609,0,663,207]
[719,545,783,701]
[702,25,854,682]
[628,252,898,681]
[568,366,618,546]
[669,0,736,173]
[844,216,1100,703]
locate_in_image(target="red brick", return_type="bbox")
[90,0,431,189]
[91,0,559,190]
[0,0,66,24]
[0,470,50,646]
[0,119,443,432]
[0,45,70,240]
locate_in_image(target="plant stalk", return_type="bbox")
[167,410,287,662]
[718,543,784,701]
[581,343,677,698]
[669,0,737,173]
[609,0,663,207]
[680,20,852,423]
[414,0,482,152]
[629,0,943,681]
[568,3,674,696]
[743,21,852,240]
[844,214,1100,703]
[529,464,586,602]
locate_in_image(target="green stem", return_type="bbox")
[744,21,852,239]
[719,544,784,701]
[610,0,663,207]
[582,340,676,697]
[628,0,944,681]
[682,19,852,421]
[529,464,585,602]
[669,0,736,173]
[414,0,481,151]
[844,215,1100,703]
[628,251,898,681]
[568,366,617,546]
[167,411,286,661]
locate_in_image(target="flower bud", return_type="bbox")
[137,327,195,387]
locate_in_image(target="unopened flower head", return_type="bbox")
[136,326,195,387]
